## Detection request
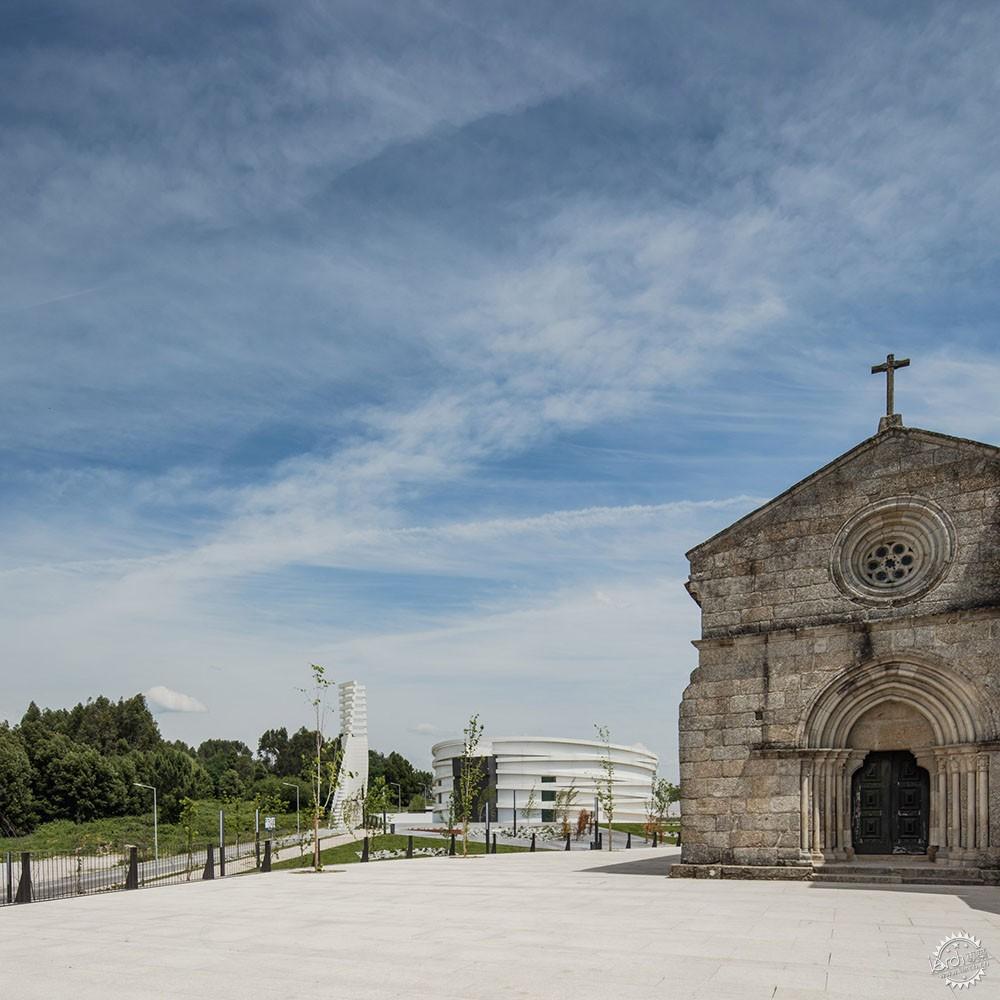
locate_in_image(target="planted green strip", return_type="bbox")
[271,834,525,870]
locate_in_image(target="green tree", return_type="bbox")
[258,726,324,779]
[595,724,615,851]
[451,714,485,857]
[217,768,246,800]
[368,749,434,805]
[288,726,327,783]
[196,739,257,795]
[111,695,162,752]
[645,775,680,840]
[363,776,392,848]
[30,694,162,756]
[0,725,34,835]
[137,746,213,823]
[30,733,127,823]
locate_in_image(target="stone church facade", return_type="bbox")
[678,417,1000,872]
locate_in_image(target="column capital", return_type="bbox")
[977,752,990,772]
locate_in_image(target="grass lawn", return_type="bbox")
[607,821,680,843]
[0,799,299,856]
[271,834,527,870]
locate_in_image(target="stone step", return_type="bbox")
[817,864,983,877]
[814,866,991,886]
[856,854,930,862]
[901,876,989,886]
[814,873,902,884]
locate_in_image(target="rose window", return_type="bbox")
[861,541,918,587]
[831,497,955,605]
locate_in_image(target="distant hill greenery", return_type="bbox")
[0,695,432,838]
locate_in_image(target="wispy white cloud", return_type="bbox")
[145,685,207,714]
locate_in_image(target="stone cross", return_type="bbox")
[871,353,910,417]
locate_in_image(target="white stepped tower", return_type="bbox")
[330,681,369,830]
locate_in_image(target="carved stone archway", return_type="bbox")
[797,657,992,862]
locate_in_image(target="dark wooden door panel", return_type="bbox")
[851,750,928,855]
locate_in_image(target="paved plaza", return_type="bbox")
[3,847,998,1000]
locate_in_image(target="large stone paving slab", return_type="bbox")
[2,848,997,999]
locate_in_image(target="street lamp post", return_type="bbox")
[134,782,158,861]
[389,782,402,813]
[281,782,301,838]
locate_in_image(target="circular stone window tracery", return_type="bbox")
[831,496,956,606]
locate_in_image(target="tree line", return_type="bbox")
[0,694,431,837]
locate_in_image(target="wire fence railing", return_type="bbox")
[1,837,279,907]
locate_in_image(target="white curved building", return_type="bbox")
[430,736,657,826]
[330,681,369,830]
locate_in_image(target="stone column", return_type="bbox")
[928,755,939,850]
[977,754,989,851]
[916,750,938,850]
[936,754,949,852]
[799,762,810,854]
[811,758,822,855]
[832,754,844,858]
[823,756,835,853]
[843,754,863,860]
[949,756,962,857]
[964,753,976,852]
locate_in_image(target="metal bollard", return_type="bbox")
[262,840,271,873]
[202,844,215,880]
[449,833,456,856]
[530,833,536,853]
[652,830,658,848]
[406,835,413,859]
[14,853,31,904]
[626,831,631,849]
[491,834,497,855]
[565,832,571,851]
[125,847,139,891]
[361,836,369,862]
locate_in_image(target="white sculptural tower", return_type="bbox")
[330,680,369,830]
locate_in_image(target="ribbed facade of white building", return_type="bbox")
[431,736,657,826]
[330,681,369,830]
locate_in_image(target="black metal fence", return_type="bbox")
[2,838,274,907]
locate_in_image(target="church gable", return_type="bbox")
[686,426,1000,638]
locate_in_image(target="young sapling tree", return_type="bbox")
[452,713,485,857]
[595,724,616,851]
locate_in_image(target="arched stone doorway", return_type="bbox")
[799,657,991,862]
[851,750,929,854]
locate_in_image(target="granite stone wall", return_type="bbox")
[679,426,1000,867]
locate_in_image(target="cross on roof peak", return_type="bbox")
[871,352,910,431]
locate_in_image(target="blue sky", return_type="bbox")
[3,1,1000,776]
